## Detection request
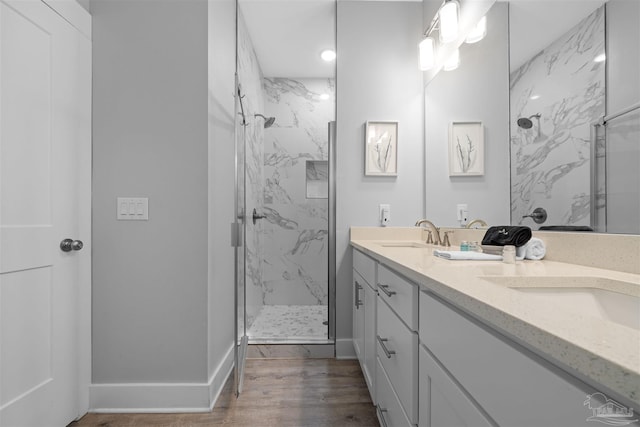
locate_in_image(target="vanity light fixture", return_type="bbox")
[320,49,336,62]
[443,48,460,71]
[465,16,486,44]
[439,0,459,44]
[419,0,460,71]
[419,37,436,71]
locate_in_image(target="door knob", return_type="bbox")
[60,239,84,252]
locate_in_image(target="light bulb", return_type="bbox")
[466,16,486,44]
[320,49,336,62]
[439,0,459,44]
[419,37,435,70]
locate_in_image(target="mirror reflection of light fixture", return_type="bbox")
[443,48,460,71]
[465,16,486,44]
[419,0,460,70]
[419,37,436,71]
[439,0,459,44]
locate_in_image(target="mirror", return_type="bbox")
[424,0,640,234]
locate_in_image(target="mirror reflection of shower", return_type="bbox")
[254,113,276,128]
[517,113,543,141]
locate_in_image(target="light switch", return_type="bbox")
[117,197,149,220]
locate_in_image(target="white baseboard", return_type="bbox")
[335,338,356,359]
[89,345,234,413]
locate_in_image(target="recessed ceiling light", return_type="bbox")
[319,93,330,101]
[320,49,336,62]
[594,53,606,63]
[530,94,541,100]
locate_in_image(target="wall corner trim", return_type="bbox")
[88,345,234,413]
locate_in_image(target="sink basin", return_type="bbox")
[480,276,640,331]
[380,242,429,248]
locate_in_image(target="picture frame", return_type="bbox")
[449,121,484,176]
[365,121,398,176]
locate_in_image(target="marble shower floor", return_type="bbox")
[248,305,330,343]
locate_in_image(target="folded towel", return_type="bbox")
[515,237,546,260]
[481,226,532,247]
[434,250,503,261]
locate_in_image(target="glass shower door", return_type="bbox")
[233,78,248,396]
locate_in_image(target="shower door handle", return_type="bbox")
[252,208,266,225]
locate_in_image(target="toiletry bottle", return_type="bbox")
[503,245,516,264]
[460,241,469,251]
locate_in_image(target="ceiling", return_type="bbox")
[241,0,606,78]
[240,0,336,78]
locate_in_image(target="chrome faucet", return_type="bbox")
[415,219,441,245]
[465,218,488,229]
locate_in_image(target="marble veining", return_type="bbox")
[511,7,605,228]
[260,78,334,310]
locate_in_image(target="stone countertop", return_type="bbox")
[350,232,640,408]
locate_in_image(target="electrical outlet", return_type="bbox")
[456,203,468,226]
[379,204,391,227]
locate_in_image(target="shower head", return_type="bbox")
[255,113,276,128]
[517,113,541,129]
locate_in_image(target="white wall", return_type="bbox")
[424,2,510,227]
[336,1,425,355]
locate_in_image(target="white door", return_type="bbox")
[0,1,91,426]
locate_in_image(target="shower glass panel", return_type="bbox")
[603,108,640,233]
[236,0,336,345]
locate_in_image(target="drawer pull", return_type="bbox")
[355,281,363,308]
[376,335,396,358]
[376,405,389,427]
[378,284,397,297]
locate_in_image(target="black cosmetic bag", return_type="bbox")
[481,226,532,247]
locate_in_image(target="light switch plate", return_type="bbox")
[117,197,149,220]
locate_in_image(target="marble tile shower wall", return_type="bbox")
[510,7,605,227]
[237,11,265,328]
[262,78,335,306]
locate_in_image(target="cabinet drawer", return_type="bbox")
[378,264,418,330]
[376,357,413,427]
[420,291,600,427]
[353,249,376,288]
[377,297,418,424]
[419,345,493,427]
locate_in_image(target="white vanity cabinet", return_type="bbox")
[376,264,419,425]
[352,249,377,399]
[419,290,605,427]
[352,246,624,427]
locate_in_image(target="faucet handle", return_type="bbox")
[426,230,433,244]
[442,231,453,247]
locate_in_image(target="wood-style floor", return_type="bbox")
[70,359,379,427]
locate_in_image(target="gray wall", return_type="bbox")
[336,1,425,354]
[92,0,209,383]
[424,2,510,227]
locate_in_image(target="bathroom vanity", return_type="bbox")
[350,227,640,427]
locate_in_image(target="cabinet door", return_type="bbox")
[419,345,494,427]
[363,280,376,399]
[353,270,365,361]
